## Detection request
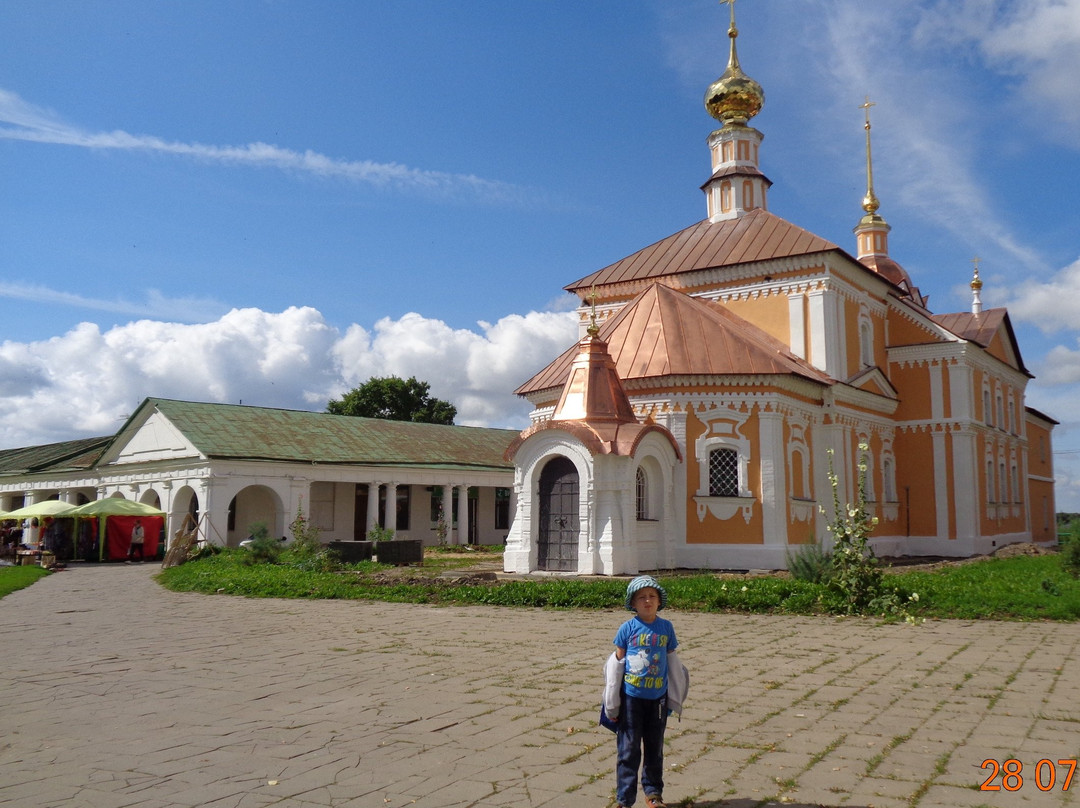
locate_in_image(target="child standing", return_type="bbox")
[605,575,686,808]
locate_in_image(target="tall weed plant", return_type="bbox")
[822,444,919,621]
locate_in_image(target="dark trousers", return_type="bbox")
[616,693,667,806]
[128,543,144,560]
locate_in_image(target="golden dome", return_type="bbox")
[704,11,764,124]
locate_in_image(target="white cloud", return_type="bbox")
[0,306,578,448]
[0,88,526,204]
[327,309,578,427]
[0,281,228,323]
[919,0,1080,134]
[998,257,1080,334]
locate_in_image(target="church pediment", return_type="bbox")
[844,367,898,399]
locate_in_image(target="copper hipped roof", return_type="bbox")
[565,209,838,293]
[517,283,833,397]
[550,332,638,423]
[506,327,681,461]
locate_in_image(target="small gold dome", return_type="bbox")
[705,69,764,124]
[704,15,763,124]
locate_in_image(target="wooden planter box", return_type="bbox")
[327,541,374,563]
[376,539,423,566]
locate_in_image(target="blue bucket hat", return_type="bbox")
[625,575,667,612]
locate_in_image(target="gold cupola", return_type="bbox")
[704,0,764,125]
[702,0,771,223]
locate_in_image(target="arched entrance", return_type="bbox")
[538,456,579,572]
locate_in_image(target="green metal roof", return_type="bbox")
[148,398,518,470]
[0,436,111,476]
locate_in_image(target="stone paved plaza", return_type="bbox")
[2,563,1079,807]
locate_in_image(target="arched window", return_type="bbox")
[860,320,873,367]
[882,457,896,503]
[635,467,649,521]
[742,179,754,210]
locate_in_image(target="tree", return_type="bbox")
[326,376,456,425]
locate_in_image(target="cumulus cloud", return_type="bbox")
[0,306,578,448]
[0,88,526,204]
[997,257,1080,334]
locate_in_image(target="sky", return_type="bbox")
[2,1,1080,508]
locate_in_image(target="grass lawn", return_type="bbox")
[156,545,1080,621]
[0,564,51,598]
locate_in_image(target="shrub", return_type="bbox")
[243,522,282,565]
[367,524,395,543]
[786,540,832,583]
[289,501,323,559]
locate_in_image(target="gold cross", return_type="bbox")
[859,95,875,128]
[720,0,737,27]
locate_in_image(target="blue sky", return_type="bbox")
[3,1,1080,509]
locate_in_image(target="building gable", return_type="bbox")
[108,410,203,466]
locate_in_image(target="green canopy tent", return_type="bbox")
[2,500,78,520]
[68,499,165,562]
[0,500,78,560]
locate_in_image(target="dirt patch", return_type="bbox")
[878,542,1057,573]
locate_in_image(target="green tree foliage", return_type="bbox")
[326,376,456,425]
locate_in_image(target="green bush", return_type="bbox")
[289,502,323,559]
[367,524,395,543]
[243,522,282,565]
[786,540,832,583]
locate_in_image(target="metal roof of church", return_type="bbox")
[144,399,517,470]
[517,283,833,396]
[932,308,1030,377]
[565,209,839,292]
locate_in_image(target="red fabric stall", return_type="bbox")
[104,515,163,561]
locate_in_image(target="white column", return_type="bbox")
[456,485,469,544]
[441,485,454,545]
[386,482,397,534]
[366,483,381,535]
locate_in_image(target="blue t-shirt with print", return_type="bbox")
[614,615,678,700]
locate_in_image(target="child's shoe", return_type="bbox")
[644,795,666,808]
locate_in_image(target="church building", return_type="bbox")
[503,8,1057,575]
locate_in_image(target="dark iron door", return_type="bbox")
[538,457,579,571]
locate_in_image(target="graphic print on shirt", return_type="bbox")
[623,632,668,690]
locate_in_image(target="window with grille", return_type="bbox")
[708,448,739,497]
[636,467,649,520]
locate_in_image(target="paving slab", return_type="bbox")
[1,563,1079,807]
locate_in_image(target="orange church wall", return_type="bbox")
[721,294,792,346]
[889,362,933,422]
[893,428,941,537]
[681,405,764,545]
[886,310,944,348]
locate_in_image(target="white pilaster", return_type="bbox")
[788,293,806,359]
[758,409,787,546]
